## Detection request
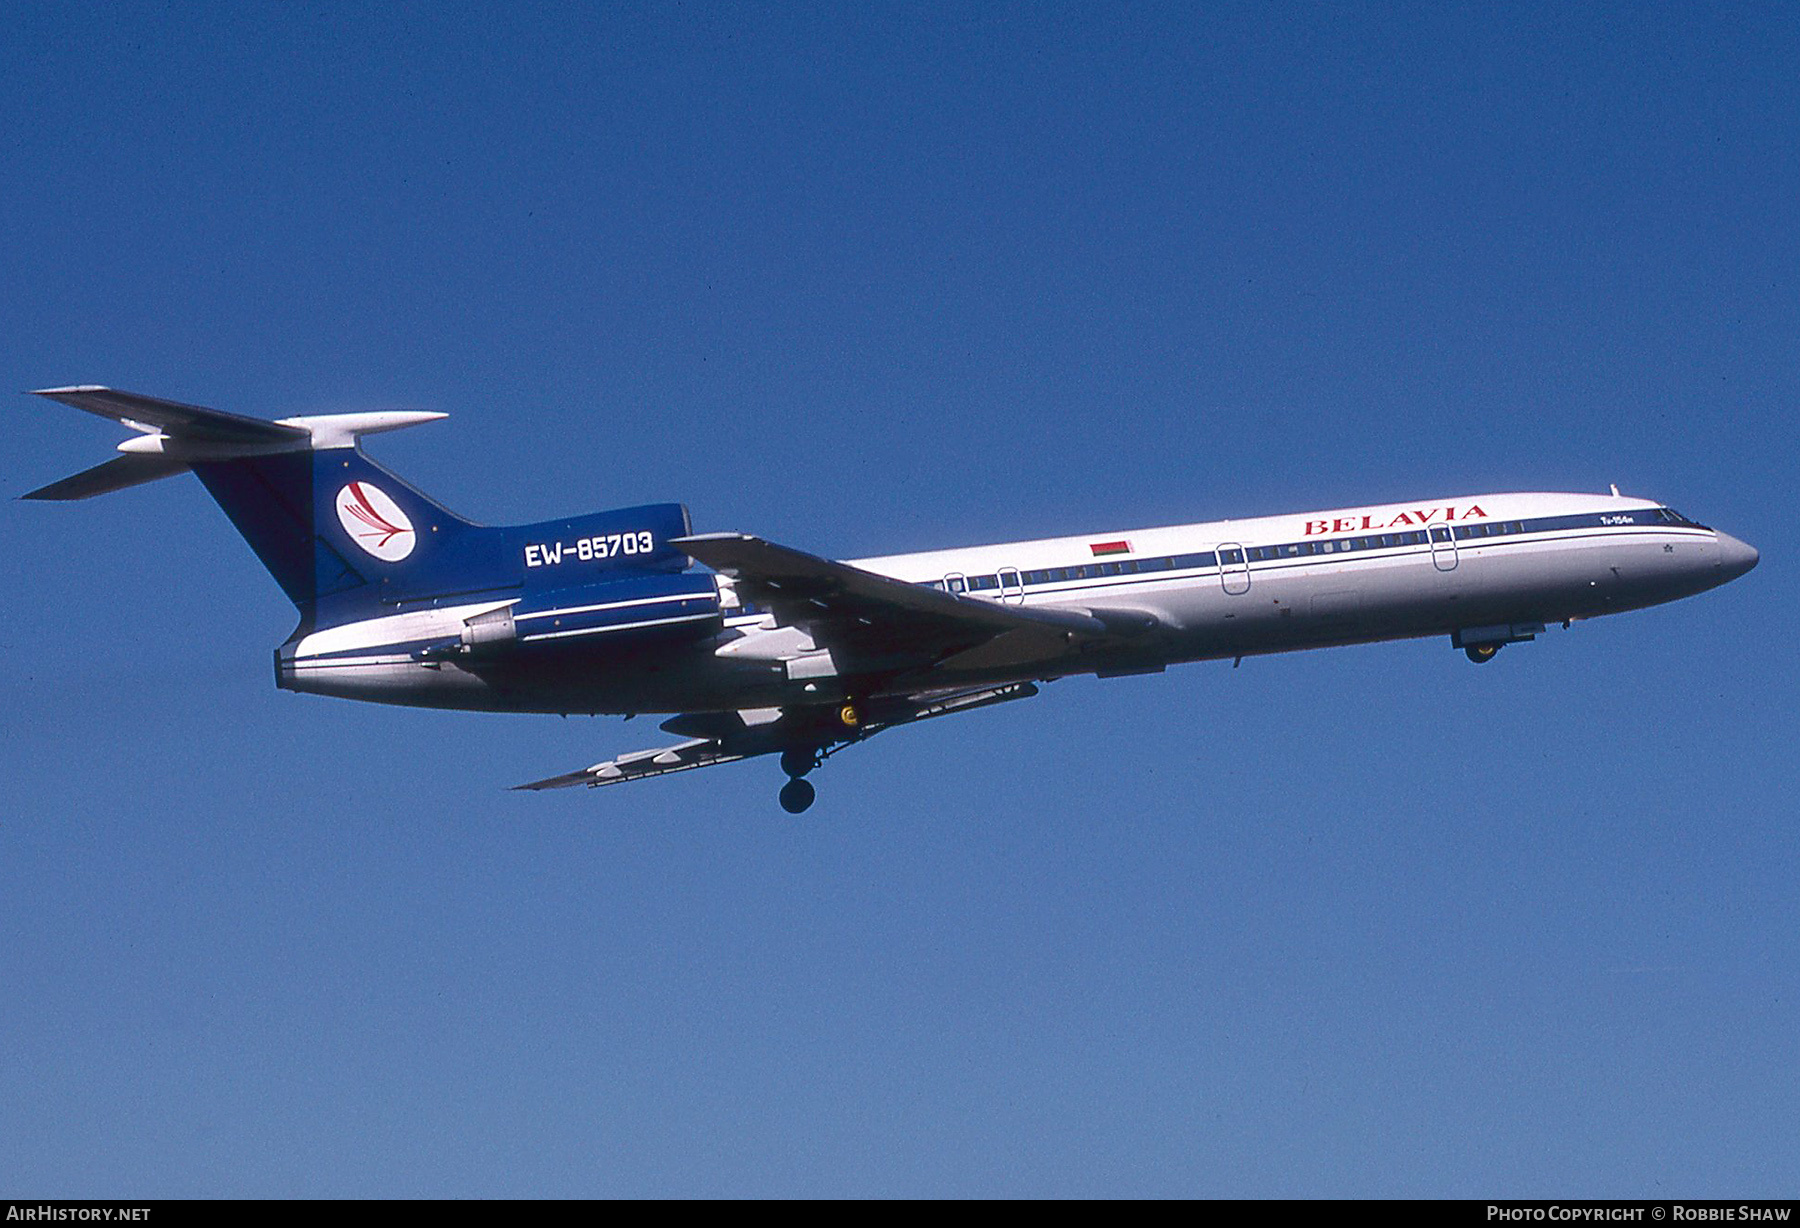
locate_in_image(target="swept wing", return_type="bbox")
[673,531,1148,672]
[517,682,1040,791]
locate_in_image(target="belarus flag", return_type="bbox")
[1089,540,1132,557]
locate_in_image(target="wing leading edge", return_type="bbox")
[673,531,1121,660]
[676,530,1167,678]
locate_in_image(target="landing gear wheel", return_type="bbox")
[780,748,818,779]
[1465,643,1499,664]
[778,778,816,814]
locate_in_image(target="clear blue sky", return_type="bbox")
[3,2,1794,1197]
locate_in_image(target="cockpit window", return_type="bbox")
[1656,507,1710,529]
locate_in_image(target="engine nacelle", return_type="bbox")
[461,605,517,653]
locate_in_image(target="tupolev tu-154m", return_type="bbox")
[26,387,1759,812]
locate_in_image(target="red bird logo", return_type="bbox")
[334,482,416,562]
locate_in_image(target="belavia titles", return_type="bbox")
[27,387,1758,813]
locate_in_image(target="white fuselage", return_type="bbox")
[845,491,1706,634]
[282,490,1757,714]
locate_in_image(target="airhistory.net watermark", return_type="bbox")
[6,1211,150,1222]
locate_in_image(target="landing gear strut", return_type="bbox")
[773,702,864,812]
[778,746,823,813]
[1465,643,1499,664]
[778,777,816,814]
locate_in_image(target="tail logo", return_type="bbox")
[335,482,416,562]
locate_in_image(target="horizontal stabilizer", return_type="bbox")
[31,386,308,444]
[22,453,191,501]
[24,385,452,510]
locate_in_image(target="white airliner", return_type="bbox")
[28,387,1759,812]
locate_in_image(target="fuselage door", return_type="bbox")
[943,571,968,595]
[1429,523,1458,571]
[997,566,1025,605]
[1219,542,1251,595]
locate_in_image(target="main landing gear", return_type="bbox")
[774,702,863,814]
[778,777,816,814]
[778,747,823,814]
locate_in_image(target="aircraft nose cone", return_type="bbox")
[1715,532,1759,581]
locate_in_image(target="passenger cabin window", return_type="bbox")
[916,511,1698,599]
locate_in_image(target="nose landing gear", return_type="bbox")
[1453,623,1544,663]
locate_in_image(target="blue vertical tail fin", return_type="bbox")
[189,446,483,615]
